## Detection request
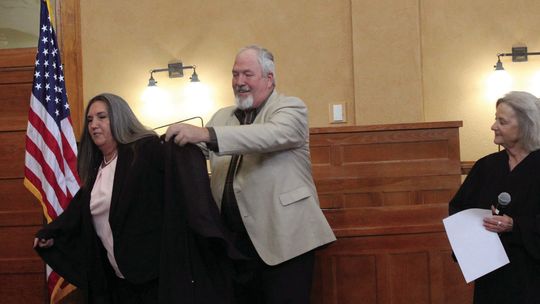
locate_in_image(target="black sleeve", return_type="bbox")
[448,159,484,215]
[510,188,540,259]
[35,189,85,240]
[34,189,88,288]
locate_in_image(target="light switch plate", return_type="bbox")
[329,103,346,123]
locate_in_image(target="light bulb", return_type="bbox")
[140,85,174,125]
[486,70,512,101]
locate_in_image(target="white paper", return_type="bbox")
[443,208,509,283]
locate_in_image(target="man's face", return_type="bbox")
[232,49,274,109]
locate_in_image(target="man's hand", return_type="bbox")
[165,123,210,146]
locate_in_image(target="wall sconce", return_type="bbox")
[486,45,540,100]
[141,61,199,125]
[140,61,212,129]
[141,61,200,106]
[493,46,540,70]
[147,62,200,87]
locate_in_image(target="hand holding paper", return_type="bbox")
[443,208,509,283]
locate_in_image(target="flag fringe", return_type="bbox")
[50,277,77,304]
[24,177,53,223]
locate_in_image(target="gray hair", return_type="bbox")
[238,45,276,85]
[496,91,540,152]
[78,93,156,187]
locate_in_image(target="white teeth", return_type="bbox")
[236,86,250,93]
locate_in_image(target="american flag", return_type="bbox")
[23,0,80,302]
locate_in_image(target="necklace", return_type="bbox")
[102,152,117,167]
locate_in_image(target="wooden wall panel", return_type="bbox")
[317,175,459,209]
[0,179,37,211]
[0,226,44,259]
[335,255,377,304]
[0,48,36,67]
[0,273,46,303]
[0,68,34,84]
[388,252,430,304]
[314,159,460,179]
[440,250,474,303]
[313,231,473,303]
[0,43,47,304]
[0,131,26,179]
[341,140,449,163]
[0,84,32,131]
[310,122,474,304]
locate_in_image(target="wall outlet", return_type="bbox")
[329,103,347,123]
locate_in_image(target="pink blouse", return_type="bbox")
[89,157,124,278]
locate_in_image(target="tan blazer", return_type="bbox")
[207,90,336,266]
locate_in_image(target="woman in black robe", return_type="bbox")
[449,91,540,304]
[33,93,239,303]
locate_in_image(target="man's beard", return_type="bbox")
[235,94,254,110]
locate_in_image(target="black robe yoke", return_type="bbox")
[449,149,540,304]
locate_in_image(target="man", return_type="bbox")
[165,45,336,303]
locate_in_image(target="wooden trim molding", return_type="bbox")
[310,121,463,134]
[55,0,83,138]
[461,161,475,175]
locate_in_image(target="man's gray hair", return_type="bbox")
[238,45,276,85]
[497,91,540,152]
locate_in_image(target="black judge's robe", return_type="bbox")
[449,149,540,304]
[35,137,241,303]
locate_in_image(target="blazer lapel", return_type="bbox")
[108,144,131,228]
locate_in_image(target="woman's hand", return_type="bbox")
[484,206,513,233]
[33,237,54,248]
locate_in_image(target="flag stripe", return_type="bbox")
[24,173,57,222]
[60,118,79,197]
[25,140,66,217]
[28,95,67,173]
[26,120,67,194]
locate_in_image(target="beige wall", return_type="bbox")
[80,0,540,162]
[421,0,540,161]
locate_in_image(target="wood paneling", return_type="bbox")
[0,67,34,84]
[0,84,32,131]
[0,273,46,303]
[0,179,38,211]
[335,255,377,304]
[0,226,44,259]
[310,122,473,304]
[56,0,83,138]
[0,132,26,178]
[0,48,37,68]
[388,252,430,304]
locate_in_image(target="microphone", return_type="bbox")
[494,192,511,216]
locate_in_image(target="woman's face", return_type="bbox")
[87,100,117,152]
[491,102,521,149]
